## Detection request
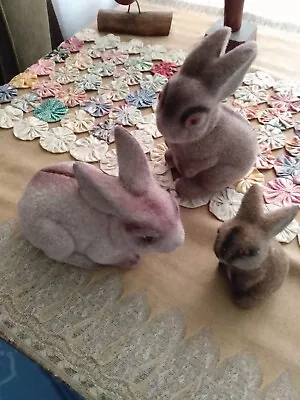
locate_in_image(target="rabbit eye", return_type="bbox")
[141,235,156,244]
[239,249,247,257]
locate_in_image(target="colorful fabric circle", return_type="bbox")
[9,71,38,89]
[11,92,41,113]
[81,96,113,117]
[33,99,68,123]
[27,59,55,76]
[151,62,179,79]
[32,81,62,98]
[126,89,157,108]
[0,84,18,104]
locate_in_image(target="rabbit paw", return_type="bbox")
[118,254,141,268]
[233,292,261,309]
[175,177,207,200]
[165,148,176,168]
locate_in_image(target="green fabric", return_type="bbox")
[0,0,53,84]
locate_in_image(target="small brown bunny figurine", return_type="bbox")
[214,184,299,308]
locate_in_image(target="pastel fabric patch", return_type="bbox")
[101,49,129,65]
[140,44,167,60]
[61,110,95,133]
[50,66,80,85]
[124,57,153,72]
[0,84,18,104]
[0,106,23,128]
[89,119,117,144]
[27,59,55,76]
[117,39,144,54]
[264,203,300,243]
[66,53,93,70]
[99,149,118,176]
[109,105,143,126]
[44,48,70,63]
[285,136,300,157]
[33,99,68,123]
[151,62,179,78]
[32,81,62,98]
[243,71,275,89]
[13,117,49,141]
[233,85,268,104]
[69,136,108,162]
[233,168,265,194]
[264,177,300,206]
[59,36,84,52]
[103,79,130,101]
[274,154,300,184]
[255,145,276,170]
[11,92,41,113]
[97,33,120,49]
[258,108,294,130]
[75,28,99,42]
[113,67,143,86]
[176,191,211,209]
[126,89,157,108]
[162,50,187,66]
[10,71,38,89]
[130,130,154,153]
[273,79,300,96]
[81,96,113,117]
[267,91,300,114]
[75,74,102,91]
[231,100,260,120]
[87,62,116,77]
[39,127,76,153]
[56,87,87,108]
[140,74,168,93]
[255,125,285,150]
[150,143,169,174]
[136,113,162,138]
[209,188,244,221]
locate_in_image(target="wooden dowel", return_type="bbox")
[224,0,245,32]
[97,9,173,37]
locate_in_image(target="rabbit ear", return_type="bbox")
[115,126,153,196]
[208,41,258,100]
[236,184,264,222]
[73,162,129,216]
[180,27,231,78]
[263,206,299,238]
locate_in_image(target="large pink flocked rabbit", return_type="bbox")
[18,126,185,269]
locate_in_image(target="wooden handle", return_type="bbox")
[97,9,173,37]
[224,0,245,32]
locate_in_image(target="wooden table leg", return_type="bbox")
[205,0,257,52]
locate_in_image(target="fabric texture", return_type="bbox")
[0,0,62,84]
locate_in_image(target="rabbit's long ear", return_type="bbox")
[115,126,153,196]
[208,41,257,100]
[74,162,129,216]
[236,184,264,222]
[263,206,299,238]
[180,27,231,78]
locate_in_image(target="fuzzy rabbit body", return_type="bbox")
[214,184,299,308]
[156,27,258,200]
[18,126,185,269]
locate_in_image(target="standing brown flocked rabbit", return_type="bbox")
[214,184,299,308]
[156,27,258,201]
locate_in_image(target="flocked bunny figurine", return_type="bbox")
[18,126,185,269]
[156,27,258,201]
[214,184,299,308]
